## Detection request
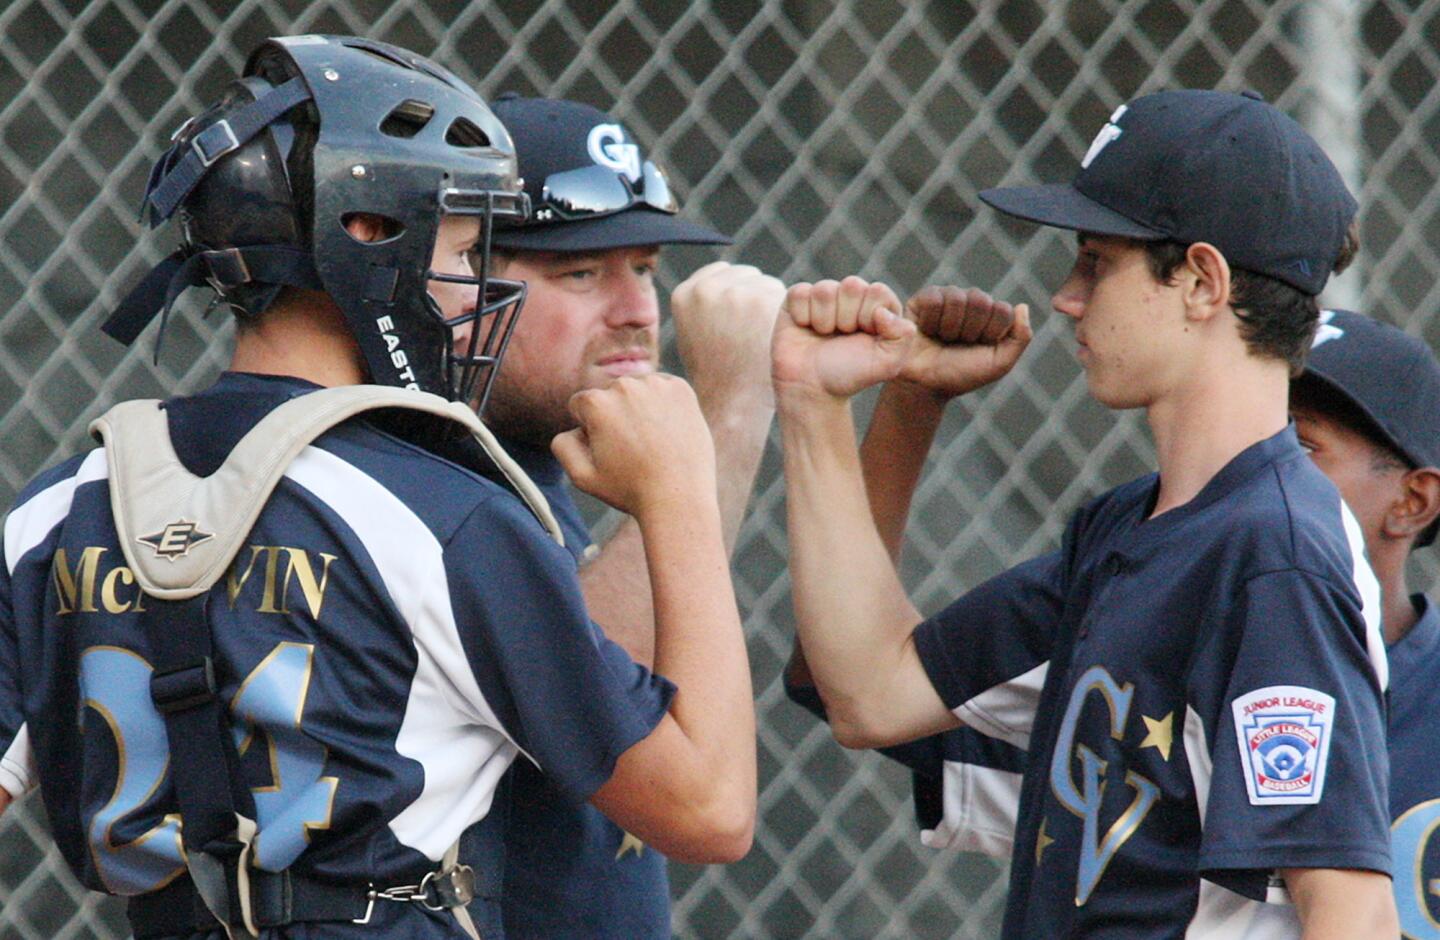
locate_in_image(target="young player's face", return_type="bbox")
[481,246,662,444]
[1291,402,1407,549]
[1051,235,1187,408]
[430,215,485,325]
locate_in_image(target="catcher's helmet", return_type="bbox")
[106,35,529,410]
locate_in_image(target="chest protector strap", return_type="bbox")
[91,385,559,938]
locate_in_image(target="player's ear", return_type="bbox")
[1385,466,1440,543]
[341,212,398,244]
[1180,242,1231,323]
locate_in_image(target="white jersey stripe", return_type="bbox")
[4,450,108,576]
[956,661,1048,751]
[1186,878,1299,939]
[1338,499,1386,690]
[284,446,518,861]
[0,722,32,796]
[1184,704,1211,830]
[921,759,1021,858]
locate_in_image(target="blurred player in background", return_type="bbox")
[460,95,781,939]
[0,36,754,939]
[775,89,1397,936]
[1288,309,1440,938]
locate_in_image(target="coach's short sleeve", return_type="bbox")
[444,498,674,806]
[1198,568,1390,892]
[913,551,1067,748]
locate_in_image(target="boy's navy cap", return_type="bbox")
[979,89,1357,295]
[488,95,730,252]
[1300,309,1440,475]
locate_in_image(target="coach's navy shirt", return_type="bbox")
[1386,594,1440,938]
[914,427,1390,938]
[0,373,674,938]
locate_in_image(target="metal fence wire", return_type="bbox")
[2,0,1438,937]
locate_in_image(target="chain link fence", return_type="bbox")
[2,0,1438,936]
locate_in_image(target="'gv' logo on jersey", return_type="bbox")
[1081,104,1128,169]
[1048,665,1161,905]
[588,123,642,182]
[1391,799,1440,938]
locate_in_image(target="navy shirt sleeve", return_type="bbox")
[913,550,1067,747]
[444,497,675,806]
[1198,568,1390,886]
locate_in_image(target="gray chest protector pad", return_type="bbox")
[91,384,563,600]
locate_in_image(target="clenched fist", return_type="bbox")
[897,285,1033,400]
[771,276,917,402]
[552,373,716,520]
[672,261,786,412]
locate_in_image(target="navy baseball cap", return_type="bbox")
[980,90,1357,295]
[1298,310,1440,545]
[488,95,730,252]
[1299,309,1440,472]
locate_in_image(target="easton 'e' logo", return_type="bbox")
[137,521,213,560]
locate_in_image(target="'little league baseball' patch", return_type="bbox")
[1231,686,1336,806]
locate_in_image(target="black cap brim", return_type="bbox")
[491,208,731,252]
[979,184,1168,241]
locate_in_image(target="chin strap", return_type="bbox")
[102,245,323,358]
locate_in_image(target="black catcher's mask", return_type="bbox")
[105,35,530,413]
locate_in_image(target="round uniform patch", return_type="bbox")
[1231,685,1336,806]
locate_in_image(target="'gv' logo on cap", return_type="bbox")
[588,124,641,182]
[1081,104,1128,170]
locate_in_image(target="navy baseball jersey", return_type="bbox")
[489,438,672,939]
[914,426,1390,938]
[0,373,673,938]
[1387,594,1440,938]
[785,672,1026,856]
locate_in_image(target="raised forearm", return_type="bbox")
[578,519,655,665]
[702,396,774,551]
[779,390,937,744]
[579,393,772,668]
[638,491,756,841]
[860,381,947,563]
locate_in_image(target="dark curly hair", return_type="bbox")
[1136,223,1360,376]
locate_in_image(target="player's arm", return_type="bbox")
[772,277,962,748]
[864,286,1031,557]
[1281,867,1398,938]
[577,262,783,667]
[0,788,9,817]
[787,287,1030,689]
[554,373,756,863]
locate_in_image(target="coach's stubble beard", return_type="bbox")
[482,326,659,449]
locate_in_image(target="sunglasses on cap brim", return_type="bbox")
[532,161,678,224]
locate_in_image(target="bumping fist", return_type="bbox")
[551,373,716,520]
[771,276,917,401]
[897,285,1032,400]
[671,261,786,411]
